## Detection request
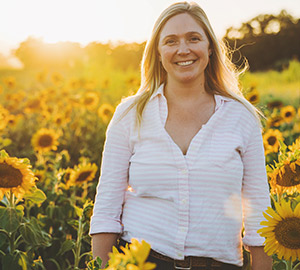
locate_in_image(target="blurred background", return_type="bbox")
[0,0,300,71]
[0,1,300,269]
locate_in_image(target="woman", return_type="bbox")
[90,2,272,269]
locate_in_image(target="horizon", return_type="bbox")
[1,0,300,59]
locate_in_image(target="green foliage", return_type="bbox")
[224,10,300,71]
[87,257,103,270]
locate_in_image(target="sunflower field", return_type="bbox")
[0,58,300,270]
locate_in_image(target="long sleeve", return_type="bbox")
[241,119,271,246]
[90,103,132,234]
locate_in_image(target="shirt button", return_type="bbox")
[181,199,187,204]
[180,169,188,175]
[180,227,186,232]
[177,252,183,257]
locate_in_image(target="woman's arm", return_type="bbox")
[249,246,272,270]
[91,233,119,267]
[89,102,133,263]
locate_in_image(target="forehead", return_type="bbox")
[159,13,206,38]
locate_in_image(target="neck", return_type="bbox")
[164,80,211,104]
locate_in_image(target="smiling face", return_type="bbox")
[158,13,211,86]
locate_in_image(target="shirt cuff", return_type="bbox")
[242,230,265,247]
[89,218,123,235]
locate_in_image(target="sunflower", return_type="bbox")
[25,97,44,113]
[34,169,46,182]
[263,129,284,155]
[3,76,16,88]
[31,128,59,153]
[81,92,100,110]
[280,105,296,124]
[0,109,8,130]
[267,100,283,110]
[258,199,300,262]
[53,113,70,127]
[268,159,300,195]
[246,89,259,104]
[98,103,115,124]
[0,155,36,200]
[68,163,98,187]
[36,71,47,83]
[288,138,300,152]
[57,167,74,189]
[267,115,284,128]
[107,239,156,270]
[51,72,63,85]
[6,114,21,128]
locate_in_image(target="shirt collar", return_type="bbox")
[149,83,232,107]
[149,84,165,101]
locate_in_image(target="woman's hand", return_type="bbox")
[91,233,119,268]
[249,246,272,270]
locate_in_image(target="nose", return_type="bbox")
[177,40,190,55]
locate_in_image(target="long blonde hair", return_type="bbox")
[123,1,262,128]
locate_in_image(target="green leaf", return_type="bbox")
[0,149,9,158]
[74,205,83,218]
[0,138,12,148]
[87,256,102,270]
[19,158,31,165]
[19,218,51,247]
[15,205,24,215]
[16,251,28,270]
[67,220,79,230]
[58,239,75,255]
[19,223,39,246]
[266,164,273,173]
[278,139,288,162]
[23,186,47,204]
[2,253,22,270]
[0,207,23,233]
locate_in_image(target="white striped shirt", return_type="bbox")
[90,84,271,266]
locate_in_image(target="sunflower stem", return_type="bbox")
[9,231,15,254]
[7,190,15,208]
[292,261,300,270]
[293,262,300,270]
[286,258,293,270]
[270,193,277,205]
[73,216,83,269]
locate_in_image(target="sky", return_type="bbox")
[1,0,300,57]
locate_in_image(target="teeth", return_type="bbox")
[177,60,194,66]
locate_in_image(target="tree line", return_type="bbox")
[3,10,300,72]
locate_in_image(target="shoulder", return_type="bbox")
[109,94,139,126]
[114,95,137,116]
[222,96,260,126]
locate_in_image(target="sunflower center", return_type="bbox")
[275,217,300,249]
[250,95,257,102]
[276,164,300,187]
[267,136,277,146]
[76,171,92,182]
[27,99,40,109]
[38,134,53,148]
[285,112,292,118]
[0,163,23,188]
[84,97,94,105]
[103,109,111,116]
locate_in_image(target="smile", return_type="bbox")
[176,60,196,66]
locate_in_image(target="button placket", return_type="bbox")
[175,162,189,259]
